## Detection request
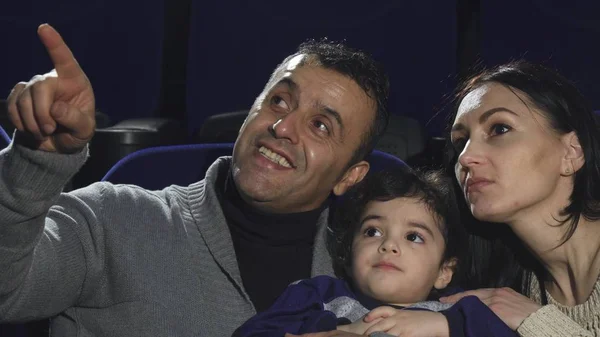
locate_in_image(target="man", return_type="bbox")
[0,24,389,336]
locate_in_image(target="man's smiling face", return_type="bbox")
[231,54,375,213]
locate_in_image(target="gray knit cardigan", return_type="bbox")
[0,143,334,336]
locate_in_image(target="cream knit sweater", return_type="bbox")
[517,274,600,337]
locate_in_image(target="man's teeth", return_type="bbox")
[259,146,292,168]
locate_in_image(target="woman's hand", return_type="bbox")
[439,287,542,330]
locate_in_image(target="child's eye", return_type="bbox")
[406,232,424,243]
[364,227,382,237]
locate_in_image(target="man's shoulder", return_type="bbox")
[66,181,182,208]
[79,156,232,201]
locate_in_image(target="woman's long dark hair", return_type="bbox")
[445,61,600,296]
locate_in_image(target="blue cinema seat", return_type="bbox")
[0,125,10,149]
[101,143,406,190]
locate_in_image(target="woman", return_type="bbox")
[440,60,600,336]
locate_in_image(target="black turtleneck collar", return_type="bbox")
[220,169,330,312]
[222,170,328,245]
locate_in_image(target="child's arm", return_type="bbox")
[233,277,341,337]
[439,296,518,337]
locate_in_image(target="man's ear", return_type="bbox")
[561,131,585,176]
[333,161,370,196]
[434,258,457,290]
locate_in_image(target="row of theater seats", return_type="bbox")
[5,108,600,191]
[0,99,432,189]
[0,123,407,191]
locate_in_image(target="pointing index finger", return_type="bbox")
[37,24,83,79]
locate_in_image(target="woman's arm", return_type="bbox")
[439,288,593,337]
[517,305,593,337]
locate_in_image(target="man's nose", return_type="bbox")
[269,112,299,144]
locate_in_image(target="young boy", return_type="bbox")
[234,168,515,337]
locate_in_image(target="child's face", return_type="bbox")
[350,197,455,305]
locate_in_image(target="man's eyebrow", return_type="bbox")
[275,78,298,92]
[407,221,436,240]
[319,104,344,135]
[451,107,518,133]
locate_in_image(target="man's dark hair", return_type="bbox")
[272,39,390,166]
[327,168,467,298]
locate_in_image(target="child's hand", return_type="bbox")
[363,306,450,337]
[337,315,382,334]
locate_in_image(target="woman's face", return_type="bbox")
[450,83,569,224]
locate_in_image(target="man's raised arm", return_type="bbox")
[0,24,97,321]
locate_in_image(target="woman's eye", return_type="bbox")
[364,227,382,237]
[406,232,424,243]
[271,96,289,110]
[490,123,511,136]
[451,137,467,152]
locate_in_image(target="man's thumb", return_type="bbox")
[50,101,94,138]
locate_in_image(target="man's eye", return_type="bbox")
[313,120,329,134]
[271,96,289,110]
[364,227,382,237]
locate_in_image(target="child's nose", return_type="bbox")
[378,240,399,254]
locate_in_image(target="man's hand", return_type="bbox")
[439,288,542,330]
[7,24,95,153]
[363,306,449,337]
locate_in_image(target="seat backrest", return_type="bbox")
[375,114,425,161]
[101,143,406,190]
[0,125,10,149]
[193,111,425,161]
[102,143,234,190]
[193,110,247,144]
